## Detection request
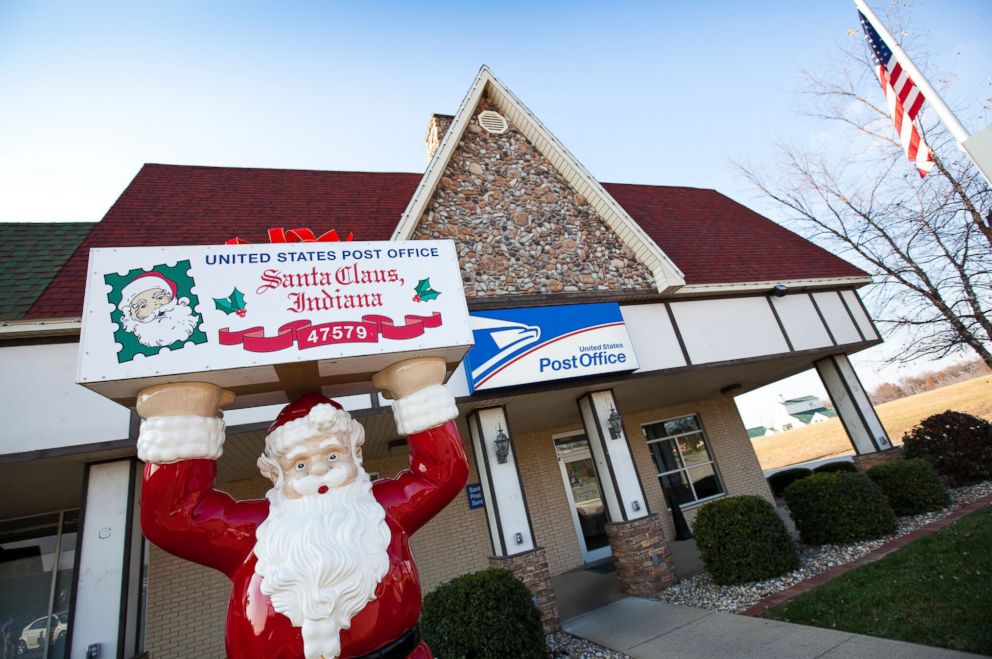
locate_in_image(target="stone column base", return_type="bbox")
[853,446,904,471]
[489,547,561,633]
[605,513,675,596]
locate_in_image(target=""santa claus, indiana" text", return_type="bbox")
[256,264,404,313]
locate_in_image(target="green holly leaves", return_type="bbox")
[414,278,441,302]
[213,288,247,316]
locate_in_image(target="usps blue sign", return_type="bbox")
[464,303,638,393]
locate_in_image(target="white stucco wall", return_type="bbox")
[0,342,131,455]
[670,297,790,363]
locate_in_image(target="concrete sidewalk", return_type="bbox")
[563,597,979,658]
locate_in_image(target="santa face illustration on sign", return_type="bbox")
[118,272,198,347]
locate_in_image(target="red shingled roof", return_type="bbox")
[603,183,867,284]
[26,164,867,319]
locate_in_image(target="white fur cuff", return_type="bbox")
[391,385,458,436]
[138,415,226,464]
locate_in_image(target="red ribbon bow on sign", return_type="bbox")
[226,228,353,245]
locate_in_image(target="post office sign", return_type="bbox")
[77,240,472,408]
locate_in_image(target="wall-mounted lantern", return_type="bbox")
[494,424,511,464]
[607,406,624,439]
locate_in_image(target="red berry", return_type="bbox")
[236,309,247,317]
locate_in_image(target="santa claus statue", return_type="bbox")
[118,271,198,347]
[136,357,468,659]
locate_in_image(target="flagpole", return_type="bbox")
[854,0,970,145]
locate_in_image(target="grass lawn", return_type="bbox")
[753,375,992,470]
[765,506,992,654]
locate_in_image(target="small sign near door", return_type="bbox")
[466,483,485,509]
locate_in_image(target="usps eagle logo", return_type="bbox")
[468,315,541,385]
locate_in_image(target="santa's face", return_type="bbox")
[128,287,174,322]
[274,434,361,499]
[255,419,390,659]
[120,289,197,348]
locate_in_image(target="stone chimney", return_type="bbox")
[425,113,454,160]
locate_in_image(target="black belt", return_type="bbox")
[355,625,420,659]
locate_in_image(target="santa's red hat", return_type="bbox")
[263,393,354,461]
[119,272,179,307]
[268,393,343,434]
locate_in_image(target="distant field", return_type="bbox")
[752,375,992,470]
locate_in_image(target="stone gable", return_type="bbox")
[411,98,655,299]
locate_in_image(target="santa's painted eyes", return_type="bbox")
[295,462,306,470]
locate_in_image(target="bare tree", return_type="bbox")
[738,7,992,367]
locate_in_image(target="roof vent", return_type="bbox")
[478,111,508,134]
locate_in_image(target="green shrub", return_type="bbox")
[867,458,950,516]
[783,472,896,545]
[768,467,812,497]
[903,410,992,486]
[813,461,856,474]
[421,568,547,659]
[692,495,799,584]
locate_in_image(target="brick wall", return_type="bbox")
[621,397,775,530]
[144,478,264,659]
[853,445,904,471]
[605,514,675,596]
[364,424,492,592]
[489,548,561,633]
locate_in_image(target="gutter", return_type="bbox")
[0,317,82,340]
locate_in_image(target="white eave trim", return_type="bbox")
[674,276,873,296]
[0,317,82,339]
[391,65,686,294]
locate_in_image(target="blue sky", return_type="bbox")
[1,0,989,426]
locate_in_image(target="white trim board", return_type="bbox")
[675,276,872,296]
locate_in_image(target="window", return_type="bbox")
[0,509,79,658]
[643,415,724,507]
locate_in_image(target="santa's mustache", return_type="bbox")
[289,468,353,496]
[136,299,176,323]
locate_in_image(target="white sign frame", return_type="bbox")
[77,240,472,408]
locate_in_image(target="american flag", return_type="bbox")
[858,10,934,177]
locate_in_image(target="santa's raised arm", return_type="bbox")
[136,357,468,659]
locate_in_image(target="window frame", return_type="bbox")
[641,413,725,508]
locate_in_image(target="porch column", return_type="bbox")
[815,354,893,458]
[467,407,559,632]
[577,390,675,596]
[69,459,144,659]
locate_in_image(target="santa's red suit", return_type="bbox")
[138,384,468,659]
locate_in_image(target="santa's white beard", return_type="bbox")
[254,475,391,659]
[121,300,197,348]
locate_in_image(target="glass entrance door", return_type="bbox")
[555,435,611,563]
